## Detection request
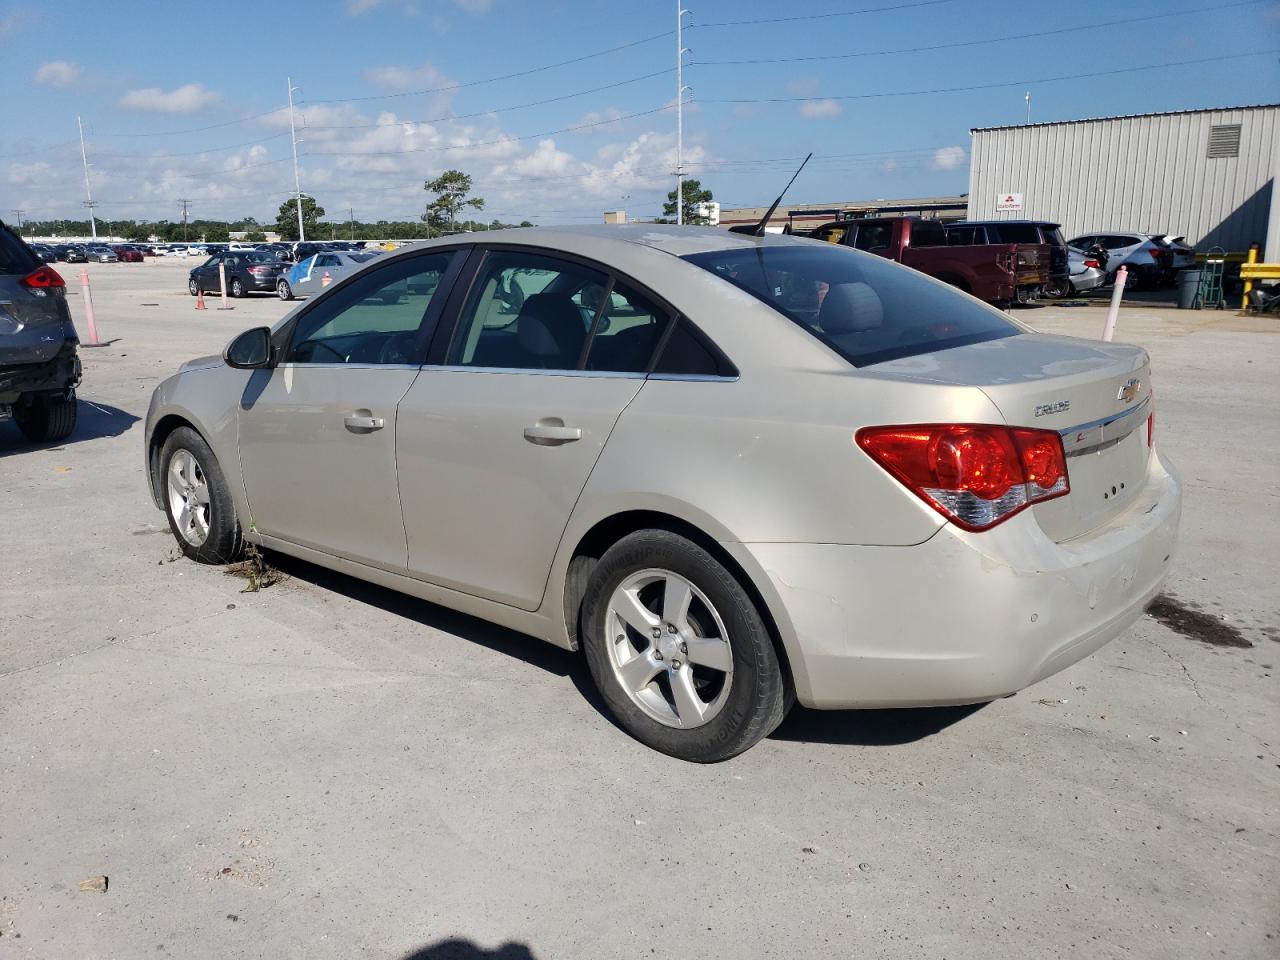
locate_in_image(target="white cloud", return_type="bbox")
[34,60,80,88]
[930,145,967,170]
[364,62,449,92]
[798,99,841,119]
[880,158,899,174]
[119,83,221,114]
[347,0,380,13]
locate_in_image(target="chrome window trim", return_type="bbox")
[429,365,647,379]
[275,362,423,371]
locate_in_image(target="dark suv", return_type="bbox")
[946,220,1070,299]
[0,220,80,441]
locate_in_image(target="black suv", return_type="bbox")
[946,220,1070,298]
[0,220,80,441]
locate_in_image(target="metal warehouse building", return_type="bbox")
[967,104,1280,259]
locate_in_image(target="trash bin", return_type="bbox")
[1177,269,1202,309]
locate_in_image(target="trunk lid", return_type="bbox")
[870,332,1152,541]
[0,228,75,368]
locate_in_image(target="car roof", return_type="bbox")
[394,223,801,260]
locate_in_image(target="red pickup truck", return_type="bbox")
[807,216,1050,305]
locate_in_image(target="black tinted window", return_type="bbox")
[908,220,947,247]
[946,226,976,246]
[584,283,669,373]
[853,224,891,252]
[684,243,1018,368]
[651,319,724,377]
[0,225,38,275]
[991,223,1043,244]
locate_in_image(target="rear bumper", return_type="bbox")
[1072,268,1106,292]
[0,341,82,401]
[731,450,1181,709]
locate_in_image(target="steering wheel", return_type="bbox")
[377,331,417,365]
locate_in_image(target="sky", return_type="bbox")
[1,0,1277,229]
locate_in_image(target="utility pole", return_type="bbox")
[1025,91,1032,125]
[179,199,192,243]
[10,209,22,233]
[287,77,305,243]
[675,3,690,225]
[78,115,98,239]
[349,206,355,241]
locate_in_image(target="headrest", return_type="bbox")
[818,282,884,335]
[516,292,586,365]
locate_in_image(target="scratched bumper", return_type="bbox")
[729,450,1181,709]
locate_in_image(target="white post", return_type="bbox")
[288,77,305,244]
[77,115,97,240]
[1102,266,1127,341]
[218,262,230,310]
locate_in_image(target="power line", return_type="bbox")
[700,50,1280,105]
[693,0,1264,65]
[691,0,956,28]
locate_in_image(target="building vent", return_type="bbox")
[1206,124,1241,159]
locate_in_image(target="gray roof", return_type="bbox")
[431,223,789,258]
[971,103,1280,134]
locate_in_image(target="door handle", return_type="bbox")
[524,421,582,446]
[344,413,385,432]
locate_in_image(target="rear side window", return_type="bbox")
[907,220,947,247]
[946,225,976,246]
[0,225,39,275]
[1039,226,1065,247]
[650,319,725,377]
[583,283,668,374]
[683,243,1018,368]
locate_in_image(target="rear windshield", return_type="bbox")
[0,225,37,275]
[1039,226,1065,247]
[684,243,1019,367]
[348,253,378,263]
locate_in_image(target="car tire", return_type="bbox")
[229,278,245,298]
[14,390,77,442]
[159,426,243,565]
[277,279,294,301]
[188,277,199,296]
[1043,279,1072,299]
[580,529,790,762]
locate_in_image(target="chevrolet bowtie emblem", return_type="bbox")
[1118,378,1141,403]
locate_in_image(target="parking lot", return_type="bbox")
[1,257,1277,959]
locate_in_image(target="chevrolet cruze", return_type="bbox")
[144,225,1181,762]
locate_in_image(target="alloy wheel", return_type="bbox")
[604,568,733,729]
[167,449,212,547]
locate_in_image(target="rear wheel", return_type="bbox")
[580,530,789,762]
[160,427,243,564]
[1043,278,1072,299]
[277,279,294,300]
[229,277,245,298]
[14,390,77,442]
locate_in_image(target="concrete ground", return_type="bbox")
[1,258,1276,960]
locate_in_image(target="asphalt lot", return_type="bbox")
[1,257,1276,960]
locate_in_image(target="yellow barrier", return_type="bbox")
[1240,263,1280,279]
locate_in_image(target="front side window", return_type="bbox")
[286,252,454,365]
[683,243,1019,368]
[447,252,607,370]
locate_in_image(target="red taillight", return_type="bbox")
[856,424,1070,532]
[21,265,65,290]
[1148,248,1166,259]
[1084,259,1100,268]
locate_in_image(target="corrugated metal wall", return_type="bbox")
[967,107,1278,250]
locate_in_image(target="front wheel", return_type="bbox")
[277,279,294,301]
[14,390,77,442]
[188,277,199,296]
[580,530,790,762]
[160,427,243,564]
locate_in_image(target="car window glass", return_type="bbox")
[908,220,947,247]
[287,252,454,365]
[650,318,723,376]
[447,251,607,370]
[584,283,670,373]
[812,224,850,245]
[0,225,38,275]
[946,226,975,246]
[853,224,891,252]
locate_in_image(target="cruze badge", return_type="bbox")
[1034,400,1070,417]
[1118,378,1141,403]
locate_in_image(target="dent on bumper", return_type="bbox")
[734,452,1182,709]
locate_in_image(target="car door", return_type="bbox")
[395,248,669,611]
[236,249,461,571]
[197,254,224,292]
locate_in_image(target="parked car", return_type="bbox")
[30,243,58,263]
[810,216,1050,305]
[1066,232,1175,289]
[277,250,382,300]
[83,245,117,263]
[188,249,287,298]
[946,221,1069,298]
[162,245,189,257]
[0,220,80,441]
[112,245,145,263]
[145,225,1180,762]
[1158,235,1196,272]
[1043,247,1107,298]
[56,244,88,263]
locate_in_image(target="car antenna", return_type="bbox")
[729,152,812,237]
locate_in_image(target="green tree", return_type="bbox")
[663,179,714,225]
[423,170,484,233]
[245,229,267,243]
[203,224,231,243]
[275,195,324,241]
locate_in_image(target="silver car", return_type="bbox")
[144,226,1181,762]
[84,245,118,263]
[277,251,382,300]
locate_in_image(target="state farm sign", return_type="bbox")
[995,192,1023,212]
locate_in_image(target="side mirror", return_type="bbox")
[224,326,273,369]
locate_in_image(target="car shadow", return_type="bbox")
[770,701,987,747]
[0,399,139,455]
[401,939,537,960]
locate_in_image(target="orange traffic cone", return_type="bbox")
[321,271,332,287]
[195,287,207,310]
